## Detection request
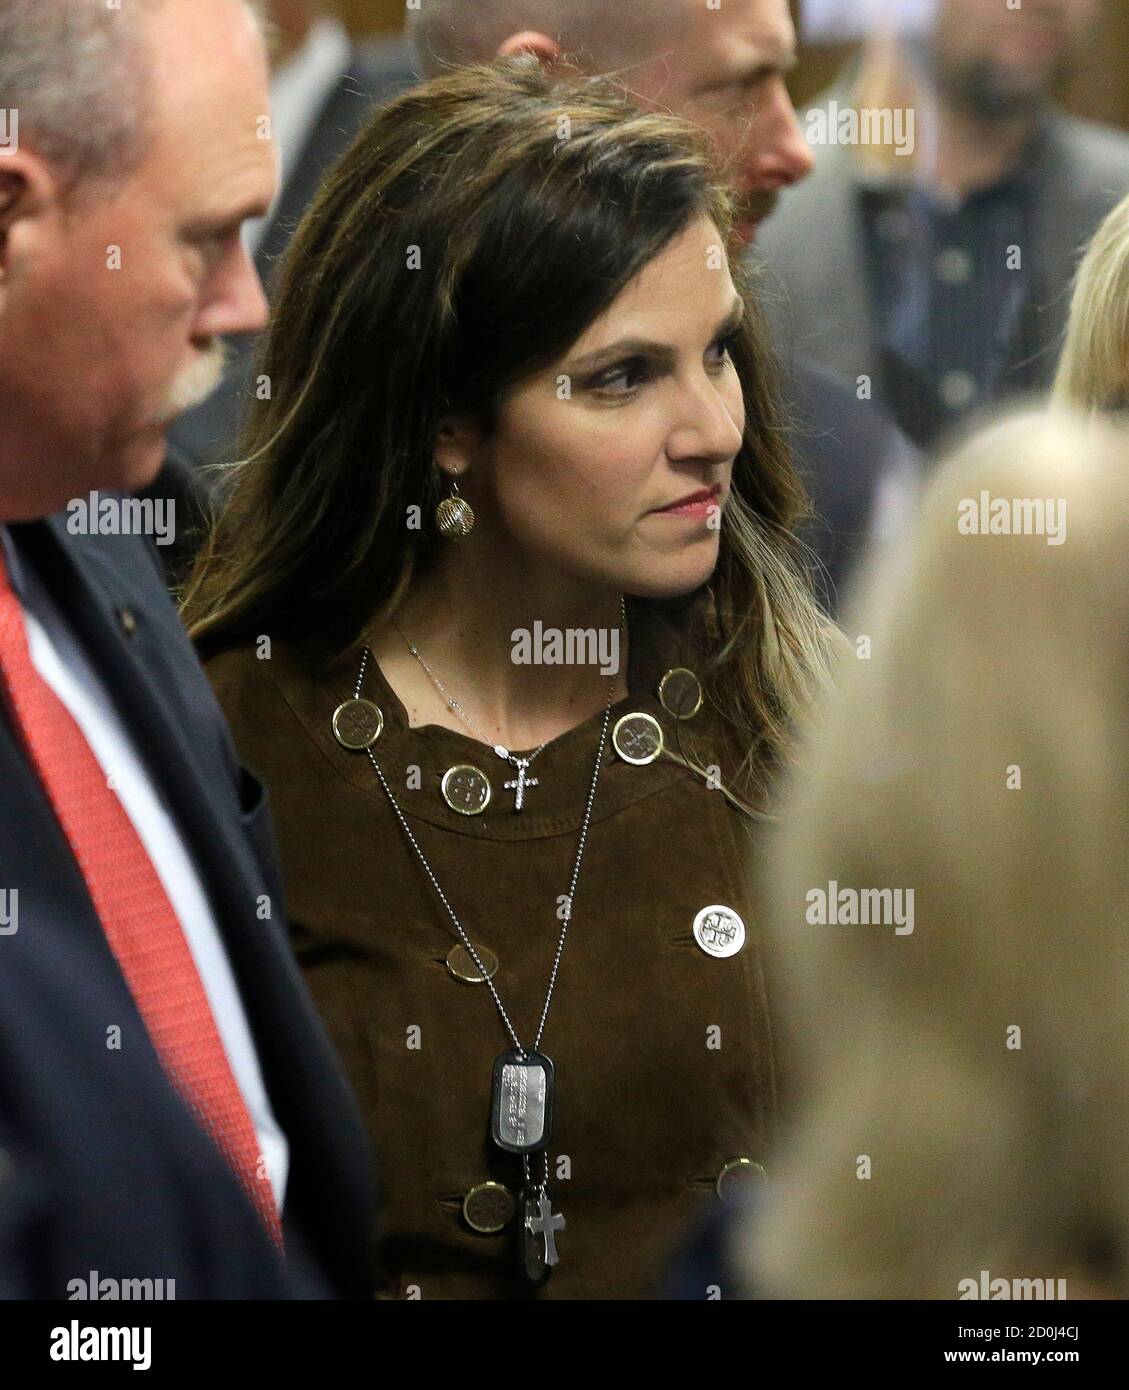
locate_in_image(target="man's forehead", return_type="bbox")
[138,2,275,210]
[143,86,275,196]
[685,0,796,51]
[144,0,271,121]
[639,0,793,86]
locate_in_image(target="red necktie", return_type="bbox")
[0,546,283,1250]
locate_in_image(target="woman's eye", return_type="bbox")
[706,334,739,369]
[586,336,737,396]
[590,358,652,395]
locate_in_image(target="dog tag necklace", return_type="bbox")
[350,598,624,1282]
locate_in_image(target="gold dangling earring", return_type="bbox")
[435,473,475,540]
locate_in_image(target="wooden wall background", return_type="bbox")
[334,0,1129,132]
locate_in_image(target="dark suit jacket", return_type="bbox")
[789,356,919,614]
[0,516,375,1298]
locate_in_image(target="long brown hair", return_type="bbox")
[181,59,837,812]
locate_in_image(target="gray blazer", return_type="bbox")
[756,87,1129,404]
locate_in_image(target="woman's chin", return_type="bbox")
[625,557,720,602]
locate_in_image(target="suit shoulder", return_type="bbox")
[792,359,908,456]
[1051,111,1129,179]
[47,508,176,603]
[349,36,421,91]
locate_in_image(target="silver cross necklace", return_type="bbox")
[352,596,627,1281]
[393,610,622,812]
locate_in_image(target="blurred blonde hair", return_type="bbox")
[1053,192,1129,412]
[744,408,1129,1298]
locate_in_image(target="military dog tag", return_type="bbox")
[490,1049,553,1154]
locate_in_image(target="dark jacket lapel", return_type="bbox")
[9,515,376,1296]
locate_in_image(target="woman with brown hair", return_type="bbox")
[182,58,836,1298]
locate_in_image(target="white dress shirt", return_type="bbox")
[0,527,289,1212]
[244,16,354,257]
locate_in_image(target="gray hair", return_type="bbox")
[0,0,267,189]
[409,0,690,78]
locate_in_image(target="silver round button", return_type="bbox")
[935,246,973,286]
[939,369,977,411]
[612,711,664,765]
[693,904,746,958]
[441,764,492,815]
[445,943,499,984]
[716,1157,767,1200]
[463,1181,516,1234]
[332,698,384,751]
[658,667,703,720]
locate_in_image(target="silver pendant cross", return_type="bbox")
[504,758,539,812]
[526,1192,565,1267]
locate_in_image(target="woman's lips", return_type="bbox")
[652,485,723,519]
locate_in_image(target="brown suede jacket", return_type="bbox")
[205,607,775,1299]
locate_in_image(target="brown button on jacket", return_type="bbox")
[205,608,776,1298]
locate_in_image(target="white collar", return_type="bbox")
[244,16,353,255]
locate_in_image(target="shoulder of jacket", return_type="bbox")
[1043,110,1129,181]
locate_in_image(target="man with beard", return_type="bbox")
[758,0,1129,450]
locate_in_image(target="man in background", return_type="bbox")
[158,0,419,574]
[0,0,373,1297]
[758,0,1129,449]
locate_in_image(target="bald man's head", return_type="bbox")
[410,0,689,76]
[409,0,813,245]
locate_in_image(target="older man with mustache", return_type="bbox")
[0,0,373,1298]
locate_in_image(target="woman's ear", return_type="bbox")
[435,417,485,480]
